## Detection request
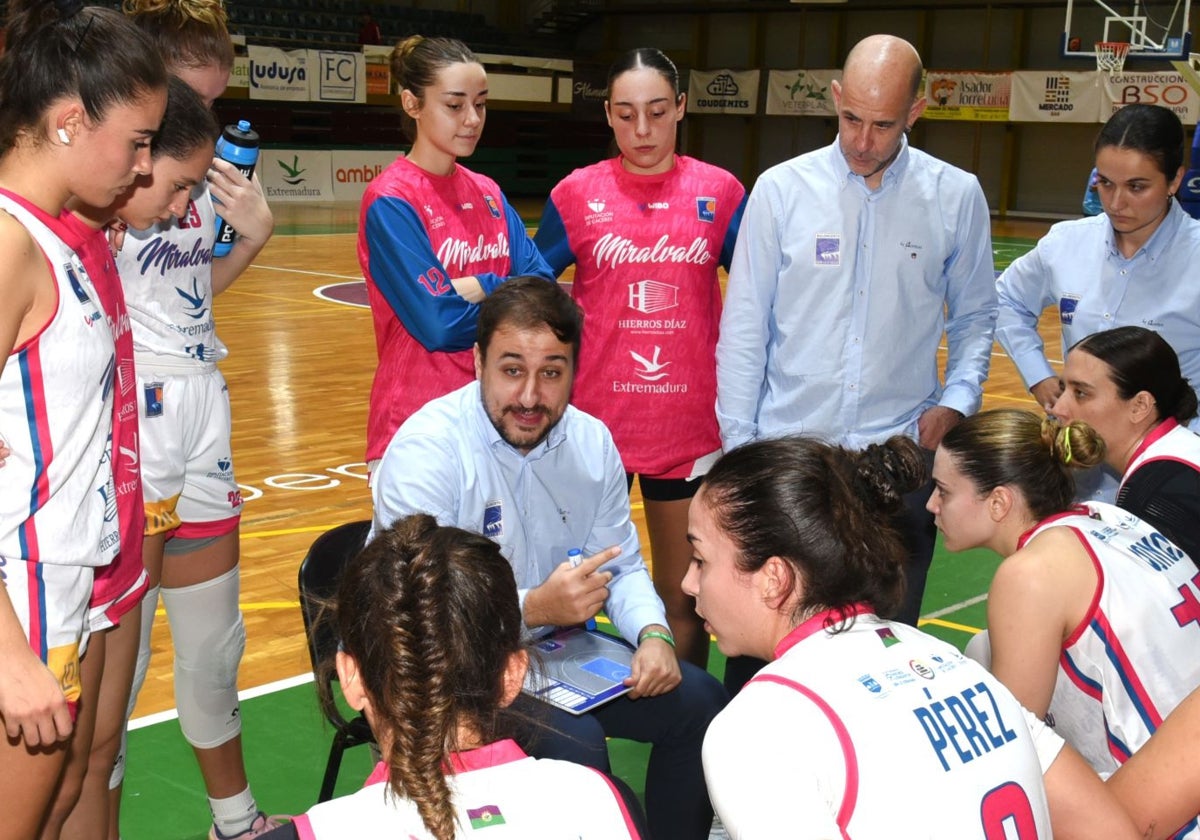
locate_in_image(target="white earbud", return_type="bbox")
[57,128,71,145]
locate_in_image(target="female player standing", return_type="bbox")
[535,48,744,667]
[0,1,166,836]
[112,1,278,837]
[358,35,553,470]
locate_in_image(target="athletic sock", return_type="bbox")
[209,786,258,837]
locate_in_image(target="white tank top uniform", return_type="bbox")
[291,739,641,838]
[1025,503,1200,793]
[0,190,119,691]
[703,606,1060,839]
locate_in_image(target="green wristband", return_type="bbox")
[638,630,676,648]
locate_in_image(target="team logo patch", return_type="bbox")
[467,805,506,829]
[1059,294,1080,325]
[144,382,164,418]
[66,263,102,325]
[857,674,883,693]
[587,199,605,213]
[876,627,901,647]
[483,500,503,539]
[483,194,502,219]
[696,196,716,223]
[815,233,840,267]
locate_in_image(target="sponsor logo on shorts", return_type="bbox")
[144,383,164,418]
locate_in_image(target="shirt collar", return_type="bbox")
[829,134,911,190]
[1104,198,1185,260]
[773,603,875,658]
[363,739,531,785]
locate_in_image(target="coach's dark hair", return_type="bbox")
[699,435,926,625]
[1095,103,1184,182]
[1071,327,1199,425]
[940,409,1106,521]
[390,34,478,141]
[320,514,524,840]
[477,276,583,363]
[0,0,166,154]
[152,75,218,160]
[124,0,234,73]
[607,47,682,102]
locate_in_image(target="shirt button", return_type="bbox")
[849,383,857,390]
[1121,270,1127,275]
[1103,313,1112,320]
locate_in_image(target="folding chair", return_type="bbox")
[297,519,375,802]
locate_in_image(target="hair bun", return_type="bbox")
[853,436,927,513]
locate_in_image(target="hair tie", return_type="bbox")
[1061,430,1073,465]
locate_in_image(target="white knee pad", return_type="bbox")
[964,629,993,670]
[110,585,160,790]
[162,567,246,749]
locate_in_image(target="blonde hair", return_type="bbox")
[940,409,1105,520]
[123,0,233,71]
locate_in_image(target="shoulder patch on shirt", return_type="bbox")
[815,233,841,267]
[483,195,502,219]
[696,196,716,223]
[483,499,503,539]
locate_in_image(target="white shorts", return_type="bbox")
[3,558,92,711]
[137,367,243,537]
[88,567,150,633]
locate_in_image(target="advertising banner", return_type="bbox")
[764,69,839,116]
[688,69,760,115]
[331,149,401,202]
[923,72,1011,121]
[1101,71,1199,124]
[308,50,366,104]
[1009,71,1102,122]
[248,46,309,101]
[570,62,610,121]
[259,149,335,203]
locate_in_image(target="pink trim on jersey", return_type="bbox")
[748,672,857,838]
[292,814,316,840]
[98,571,150,625]
[1060,525,1105,649]
[1015,506,1091,551]
[1125,418,1178,469]
[363,761,389,786]
[588,767,642,838]
[773,603,873,660]
[446,738,527,773]
[170,513,240,541]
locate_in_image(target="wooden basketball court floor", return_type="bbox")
[130,201,1059,721]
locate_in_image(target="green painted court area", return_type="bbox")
[119,232,1037,838]
[120,544,1006,839]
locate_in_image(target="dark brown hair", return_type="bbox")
[477,276,583,364]
[0,0,167,154]
[320,514,524,840]
[1071,327,1198,425]
[700,435,927,624]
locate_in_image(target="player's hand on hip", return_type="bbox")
[1031,376,1064,414]
[0,645,73,747]
[523,546,617,628]
[917,405,964,451]
[626,628,681,699]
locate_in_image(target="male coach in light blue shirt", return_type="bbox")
[716,34,998,633]
[370,276,726,840]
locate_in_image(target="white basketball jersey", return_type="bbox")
[295,741,640,838]
[1121,419,1200,490]
[1032,502,1200,786]
[118,185,226,369]
[704,608,1055,839]
[0,192,119,567]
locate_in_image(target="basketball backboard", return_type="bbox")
[1062,0,1193,60]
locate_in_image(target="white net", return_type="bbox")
[1095,41,1132,71]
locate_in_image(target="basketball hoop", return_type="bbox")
[1095,41,1131,72]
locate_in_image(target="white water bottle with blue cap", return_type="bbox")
[212,120,260,257]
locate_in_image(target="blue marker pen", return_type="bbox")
[568,548,597,630]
